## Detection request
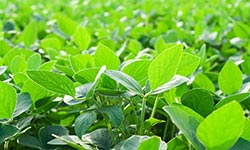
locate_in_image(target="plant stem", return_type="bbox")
[150,95,159,118]
[139,96,147,135]
[4,141,9,150]
[163,116,170,141]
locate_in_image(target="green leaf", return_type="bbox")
[151,75,188,94]
[181,89,214,117]
[13,93,32,118]
[138,136,161,150]
[230,138,250,150]
[27,53,42,70]
[218,60,242,94]
[241,118,250,141]
[18,21,37,47]
[216,93,250,108]
[100,106,124,126]
[163,104,205,150]
[17,134,43,149]
[177,52,200,76]
[233,22,250,39]
[197,101,245,150]
[73,25,91,50]
[148,44,183,90]
[48,135,89,150]
[10,55,27,74]
[193,73,215,92]
[74,111,97,138]
[241,53,250,76]
[56,14,78,36]
[113,135,149,150]
[27,70,75,96]
[73,67,100,84]
[167,136,189,150]
[0,40,11,57]
[128,39,142,55]
[70,55,88,73]
[121,59,151,86]
[95,43,120,69]
[105,70,143,95]
[0,81,17,119]
[154,36,166,53]
[38,60,56,71]
[39,126,69,149]
[0,124,19,145]
[41,38,62,51]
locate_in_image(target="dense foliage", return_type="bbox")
[0,0,250,149]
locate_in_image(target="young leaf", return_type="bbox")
[197,101,245,150]
[13,93,32,118]
[154,36,166,53]
[0,81,17,119]
[10,55,27,74]
[95,43,120,70]
[138,136,161,150]
[74,111,97,138]
[177,52,200,76]
[73,67,100,84]
[181,89,214,117]
[218,60,242,94]
[193,73,215,92]
[163,104,205,150]
[0,124,19,145]
[215,93,250,108]
[73,25,91,50]
[17,21,37,47]
[105,70,143,95]
[27,70,75,96]
[27,53,42,70]
[148,44,183,90]
[151,75,188,95]
[100,106,124,127]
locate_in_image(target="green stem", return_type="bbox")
[163,116,170,141]
[4,140,9,150]
[139,96,147,135]
[150,95,159,118]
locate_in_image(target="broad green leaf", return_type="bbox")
[13,93,32,118]
[27,53,41,70]
[145,117,165,130]
[230,138,250,150]
[0,40,11,56]
[0,81,17,119]
[181,89,214,117]
[216,93,250,108]
[113,135,149,150]
[18,21,37,47]
[38,60,56,71]
[128,39,142,55]
[197,101,245,150]
[154,36,167,53]
[22,79,51,104]
[0,124,19,145]
[151,75,188,94]
[95,43,120,70]
[233,22,250,39]
[100,106,124,126]
[39,126,69,149]
[218,60,242,94]
[148,44,183,90]
[13,72,28,87]
[177,52,200,76]
[74,111,97,138]
[138,136,160,150]
[121,59,151,86]
[48,135,89,150]
[27,70,75,96]
[10,55,27,74]
[17,134,43,149]
[41,38,62,51]
[56,14,78,36]
[167,136,189,150]
[241,53,250,76]
[73,25,91,50]
[163,104,205,150]
[241,118,250,140]
[70,55,87,73]
[73,67,99,84]
[105,70,143,95]
[81,128,113,150]
[193,73,215,92]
